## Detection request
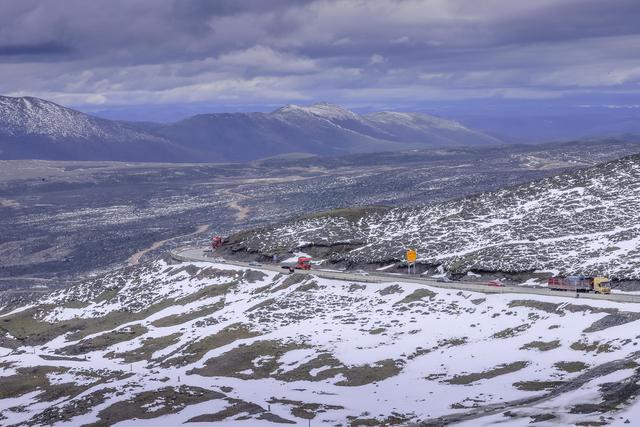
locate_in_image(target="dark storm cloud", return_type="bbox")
[171,0,317,18]
[1,0,639,109]
[0,41,70,56]
[496,0,640,45]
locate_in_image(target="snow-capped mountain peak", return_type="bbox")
[0,95,191,161]
[273,102,360,121]
[0,95,158,143]
[0,95,102,140]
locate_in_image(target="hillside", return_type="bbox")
[2,259,640,425]
[0,96,189,162]
[0,96,502,162]
[140,102,504,161]
[224,153,640,280]
[3,138,640,307]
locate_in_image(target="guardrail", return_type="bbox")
[170,247,640,304]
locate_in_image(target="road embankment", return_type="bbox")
[171,247,640,304]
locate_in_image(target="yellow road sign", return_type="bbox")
[406,249,417,263]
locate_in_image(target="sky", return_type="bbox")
[1,0,640,126]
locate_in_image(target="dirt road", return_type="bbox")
[127,225,209,266]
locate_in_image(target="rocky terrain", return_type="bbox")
[0,96,502,162]
[2,258,640,425]
[3,138,640,305]
[224,151,640,282]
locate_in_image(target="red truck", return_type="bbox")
[281,257,312,273]
[211,236,223,250]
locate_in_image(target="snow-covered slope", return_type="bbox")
[0,96,143,141]
[227,153,640,280]
[272,102,502,147]
[2,259,640,425]
[0,96,188,161]
[365,110,503,146]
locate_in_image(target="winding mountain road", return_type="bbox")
[171,247,640,304]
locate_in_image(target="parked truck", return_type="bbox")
[547,276,611,294]
[211,236,224,250]
[281,257,312,273]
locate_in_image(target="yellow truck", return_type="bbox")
[548,276,611,294]
[593,277,612,294]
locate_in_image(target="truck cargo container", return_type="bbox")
[547,276,611,294]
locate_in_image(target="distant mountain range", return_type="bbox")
[0,96,503,162]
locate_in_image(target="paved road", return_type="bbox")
[171,247,640,304]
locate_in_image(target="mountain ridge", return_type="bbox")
[0,96,504,162]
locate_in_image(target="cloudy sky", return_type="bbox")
[2,0,640,122]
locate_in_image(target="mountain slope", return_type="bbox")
[151,102,503,161]
[225,153,640,280]
[365,110,503,146]
[0,96,192,162]
[2,259,640,425]
[0,96,503,162]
